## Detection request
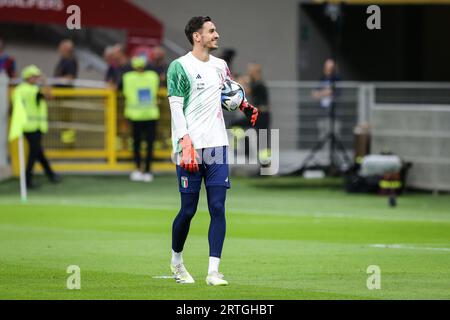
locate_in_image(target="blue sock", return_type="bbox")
[172,192,200,253]
[206,186,227,258]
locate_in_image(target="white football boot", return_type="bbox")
[170,263,195,284]
[206,271,228,286]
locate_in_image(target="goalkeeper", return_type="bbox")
[167,16,258,286]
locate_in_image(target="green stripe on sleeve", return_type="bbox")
[167,60,190,101]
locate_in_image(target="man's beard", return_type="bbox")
[208,44,218,52]
[208,39,219,52]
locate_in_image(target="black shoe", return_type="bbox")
[49,174,62,184]
[389,195,397,207]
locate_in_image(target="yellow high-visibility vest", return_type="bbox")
[12,82,48,133]
[380,180,402,189]
[123,70,160,121]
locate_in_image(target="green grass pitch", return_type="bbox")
[0,175,449,299]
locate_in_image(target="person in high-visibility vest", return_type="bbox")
[123,56,160,182]
[12,65,60,188]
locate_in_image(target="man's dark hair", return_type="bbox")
[185,16,212,45]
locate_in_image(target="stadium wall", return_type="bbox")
[132,0,298,81]
[5,42,104,81]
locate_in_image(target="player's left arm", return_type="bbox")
[224,62,259,127]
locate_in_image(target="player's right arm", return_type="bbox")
[167,60,199,172]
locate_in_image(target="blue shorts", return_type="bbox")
[176,146,231,193]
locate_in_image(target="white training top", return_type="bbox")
[167,52,231,153]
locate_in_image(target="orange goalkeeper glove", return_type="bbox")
[240,100,259,127]
[179,135,199,173]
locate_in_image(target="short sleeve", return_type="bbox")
[167,60,190,98]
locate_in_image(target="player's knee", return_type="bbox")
[183,206,197,219]
[208,199,225,218]
[175,204,196,222]
[179,193,199,219]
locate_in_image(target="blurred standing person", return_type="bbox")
[220,48,236,75]
[246,63,271,162]
[111,45,134,152]
[54,39,78,84]
[122,56,160,182]
[12,65,60,188]
[0,38,16,78]
[113,44,133,90]
[236,74,250,96]
[105,45,131,151]
[247,63,270,131]
[151,46,168,87]
[104,45,118,88]
[311,58,341,108]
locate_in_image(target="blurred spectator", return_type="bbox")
[221,48,236,74]
[247,63,270,131]
[14,65,60,188]
[112,44,133,90]
[104,45,118,87]
[150,46,168,87]
[231,65,271,163]
[236,74,251,97]
[311,58,341,108]
[0,38,17,78]
[54,39,78,82]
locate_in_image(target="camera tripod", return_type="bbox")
[297,89,352,176]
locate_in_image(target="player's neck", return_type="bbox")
[191,47,210,62]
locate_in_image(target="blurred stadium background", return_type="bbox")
[0,0,449,300]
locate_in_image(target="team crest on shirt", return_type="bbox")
[181,176,188,188]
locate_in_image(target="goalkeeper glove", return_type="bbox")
[179,135,199,173]
[240,100,259,127]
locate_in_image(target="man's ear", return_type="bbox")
[193,31,201,43]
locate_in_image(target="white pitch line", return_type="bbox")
[369,244,450,252]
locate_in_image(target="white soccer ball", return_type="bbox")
[221,79,245,111]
